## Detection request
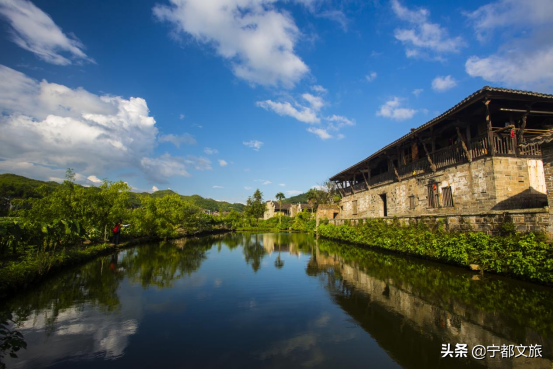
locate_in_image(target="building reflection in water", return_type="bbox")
[308,239,553,369]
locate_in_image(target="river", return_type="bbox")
[1,233,552,368]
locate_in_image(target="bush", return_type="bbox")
[318,220,553,284]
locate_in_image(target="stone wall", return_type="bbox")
[338,157,546,219]
[328,209,549,235]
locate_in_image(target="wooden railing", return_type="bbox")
[519,141,542,157]
[353,182,368,192]
[470,135,489,159]
[431,144,467,169]
[340,132,543,197]
[398,157,430,179]
[369,171,395,186]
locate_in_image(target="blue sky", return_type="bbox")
[1,0,552,203]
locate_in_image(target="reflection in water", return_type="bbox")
[1,233,552,369]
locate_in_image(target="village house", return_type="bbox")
[328,86,553,234]
[264,201,313,220]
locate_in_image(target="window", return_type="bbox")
[409,195,415,210]
[428,184,440,208]
[352,200,358,215]
[442,186,454,208]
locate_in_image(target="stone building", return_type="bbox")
[328,87,553,234]
[264,200,313,220]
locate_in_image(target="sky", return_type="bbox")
[1,0,552,204]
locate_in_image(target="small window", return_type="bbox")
[409,195,415,210]
[442,186,454,208]
[428,184,440,208]
[352,200,358,215]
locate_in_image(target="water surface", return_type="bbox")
[2,233,553,368]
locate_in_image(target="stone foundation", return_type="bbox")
[327,208,549,236]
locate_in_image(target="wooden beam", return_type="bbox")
[388,157,400,181]
[485,99,495,156]
[419,139,436,172]
[456,126,472,162]
[361,170,370,189]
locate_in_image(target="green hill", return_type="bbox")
[281,193,308,204]
[0,173,244,214]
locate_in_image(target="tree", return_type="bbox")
[306,189,318,215]
[275,192,285,225]
[244,189,266,225]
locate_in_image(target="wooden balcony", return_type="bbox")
[340,132,543,197]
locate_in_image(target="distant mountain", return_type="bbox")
[281,193,308,204]
[0,173,244,214]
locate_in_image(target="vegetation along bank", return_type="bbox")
[317,219,553,285]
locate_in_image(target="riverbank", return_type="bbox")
[317,221,553,285]
[0,228,232,297]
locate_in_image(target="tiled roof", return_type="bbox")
[330,86,553,180]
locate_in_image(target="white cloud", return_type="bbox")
[301,93,325,111]
[87,175,102,184]
[244,186,252,190]
[0,0,93,65]
[412,88,424,96]
[464,0,553,89]
[325,114,355,129]
[376,97,417,121]
[179,113,185,119]
[256,100,319,123]
[184,155,212,170]
[213,185,224,189]
[287,190,302,195]
[204,147,218,155]
[337,133,345,139]
[307,127,332,140]
[391,0,465,59]
[279,183,285,187]
[218,159,228,167]
[158,133,196,147]
[431,75,457,92]
[152,185,159,192]
[365,72,377,82]
[316,10,349,31]
[311,85,327,94]
[243,140,264,151]
[0,65,202,183]
[153,0,309,88]
[255,179,272,185]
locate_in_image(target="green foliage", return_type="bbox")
[244,189,266,224]
[291,211,316,232]
[318,220,553,284]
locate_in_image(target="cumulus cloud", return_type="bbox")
[243,140,263,151]
[87,175,102,184]
[301,93,325,111]
[0,65,202,182]
[465,0,553,89]
[256,90,354,140]
[311,85,327,94]
[365,72,377,82]
[153,0,309,88]
[152,185,159,192]
[158,133,196,147]
[218,159,228,167]
[0,0,93,65]
[412,88,424,96]
[256,100,319,124]
[376,97,417,121]
[391,0,465,59]
[431,75,457,92]
[307,127,332,140]
[204,147,218,155]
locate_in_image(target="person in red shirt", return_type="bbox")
[112,220,122,245]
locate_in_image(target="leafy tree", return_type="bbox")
[244,189,266,225]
